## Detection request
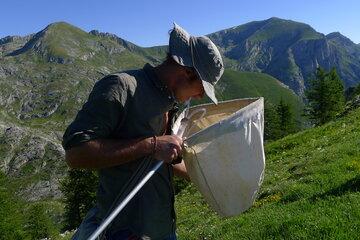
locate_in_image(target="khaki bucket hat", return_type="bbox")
[169,23,224,104]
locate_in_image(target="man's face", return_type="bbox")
[173,66,205,103]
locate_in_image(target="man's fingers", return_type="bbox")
[172,148,178,160]
[154,135,184,163]
[166,147,177,163]
[172,135,183,145]
[169,143,182,155]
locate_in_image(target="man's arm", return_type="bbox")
[173,161,190,181]
[65,135,183,169]
[65,137,152,169]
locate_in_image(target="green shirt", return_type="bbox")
[62,64,177,239]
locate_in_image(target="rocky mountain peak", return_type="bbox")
[0,35,22,45]
[326,32,355,45]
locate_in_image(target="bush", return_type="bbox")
[0,173,26,240]
[60,169,98,231]
[24,203,55,240]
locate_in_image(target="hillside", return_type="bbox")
[217,70,301,112]
[175,107,360,239]
[214,69,303,124]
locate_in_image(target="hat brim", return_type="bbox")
[201,79,218,105]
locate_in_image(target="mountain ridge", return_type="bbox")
[2,18,360,97]
[207,17,360,95]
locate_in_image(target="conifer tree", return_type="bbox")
[60,169,98,230]
[276,98,296,138]
[264,100,280,140]
[305,67,345,126]
[24,203,55,239]
[327,68,345,114]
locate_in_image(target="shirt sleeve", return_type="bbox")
[62,74,130,150]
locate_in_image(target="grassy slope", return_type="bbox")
[218,70,300,103]
[217,69,303,121]
[175,108,360,239]
[195,69,302,109]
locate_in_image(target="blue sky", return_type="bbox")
[1,0,359,47]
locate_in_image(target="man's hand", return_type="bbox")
[65,135,183,169]
[154,135,183,163]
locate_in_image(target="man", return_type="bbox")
[63,23,224,240]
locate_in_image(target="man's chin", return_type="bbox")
[173,95,186,103]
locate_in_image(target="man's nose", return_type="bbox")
[193,93,203,100]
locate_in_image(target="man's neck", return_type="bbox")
[153,64,174,92]
[153,64,179,103]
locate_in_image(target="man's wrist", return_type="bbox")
[150,136,157,157]
[144,137,155,156]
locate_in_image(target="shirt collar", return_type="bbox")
[143,63,178,105]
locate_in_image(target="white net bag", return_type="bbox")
[172,98,266,217]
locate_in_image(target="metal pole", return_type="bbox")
[87,161,163,240]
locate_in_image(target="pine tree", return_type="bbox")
[327,68,345,115]
[276,98,296,138]
[264,100,280,140]
[305,67,345,126]
[264,99,298,141]
[24,203,55,239]
[60,169,98,230]
[0,173,26,240]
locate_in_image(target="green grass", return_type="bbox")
[175,108,360,239]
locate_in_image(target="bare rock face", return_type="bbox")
[0,34,33,56]
[4,126,25,145]
[20,178,62,201]
[0,126,25,172]
[0,123,66,201]
[9,136,46,173]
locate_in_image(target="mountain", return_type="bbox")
[0,22,167,129]
[208,17,360,95]
[0,123,65,201]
